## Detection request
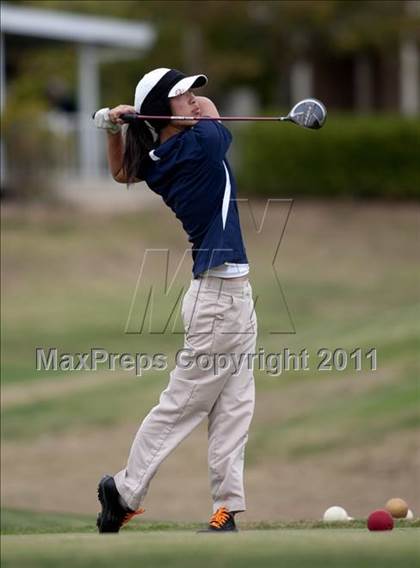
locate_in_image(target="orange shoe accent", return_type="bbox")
[122,507,145,526]
[209,507,230,529]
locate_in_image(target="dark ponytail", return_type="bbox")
[122,94,172,185]
[122,120,155,184]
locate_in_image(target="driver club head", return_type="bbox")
[285,98,327,129]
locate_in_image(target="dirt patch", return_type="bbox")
[244,428,420,522]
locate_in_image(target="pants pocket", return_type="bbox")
[182,290,228,354]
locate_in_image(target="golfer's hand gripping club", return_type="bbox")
[92,105,137,133]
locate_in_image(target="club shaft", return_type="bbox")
[120,113,288,123]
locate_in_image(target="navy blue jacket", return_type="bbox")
[142,121,248,278]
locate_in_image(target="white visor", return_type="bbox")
[134,67,170,113]
[168,74,208,98]
[134,70,208,113]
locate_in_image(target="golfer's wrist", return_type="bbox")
[106,117,122,135]
[107,127,122,136]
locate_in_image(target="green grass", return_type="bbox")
[2,508,419,568]
[3,362,418,453]
[1,372,166,440]
[1,509,96,536]
[248,368,419,460]
[2,508,419,535]
[1,508,205,535]
[2,528,420,568]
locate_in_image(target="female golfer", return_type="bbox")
[94,68,257,533]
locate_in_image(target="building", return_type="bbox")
[1,2,155,181]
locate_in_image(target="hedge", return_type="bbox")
[234,115,420,199]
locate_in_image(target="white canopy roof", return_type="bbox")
[1,3,155,48]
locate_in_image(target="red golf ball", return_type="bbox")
[367,509,394,531]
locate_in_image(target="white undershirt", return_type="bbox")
[202,262,250,279]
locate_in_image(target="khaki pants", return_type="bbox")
[114,276,257,513]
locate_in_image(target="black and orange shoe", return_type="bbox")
[96,475,144,533]
[198,507,238,532]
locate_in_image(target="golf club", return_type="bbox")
[110,98,327,130]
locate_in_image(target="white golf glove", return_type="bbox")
[93,107,121,134]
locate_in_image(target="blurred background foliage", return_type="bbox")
[237,115,420,198]
[6,0,419,106]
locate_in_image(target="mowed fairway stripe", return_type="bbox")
[1,372,134,410]
[1,530,420,568]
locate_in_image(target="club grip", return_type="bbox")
[120,113,139,124]
[91,111,138,123]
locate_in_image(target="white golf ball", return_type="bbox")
[323,506,350,522]
[405,509,414,520]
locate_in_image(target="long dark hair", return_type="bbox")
[122,94,171,184]
[122,121,156,184]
